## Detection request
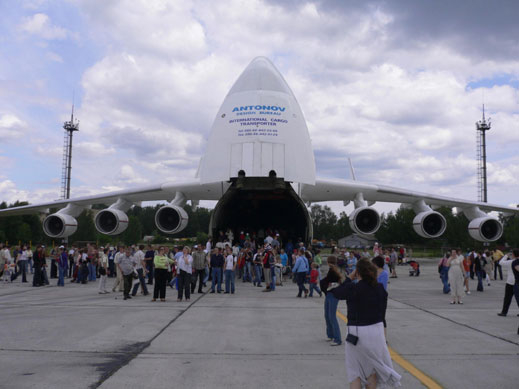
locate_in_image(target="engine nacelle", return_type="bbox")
[155,205,189,234]
[43,213,78,238]
[95,209,129,235]
[468,217,503,242]
[413,211,446,238]
[349,206,381,235]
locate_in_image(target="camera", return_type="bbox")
[346,333,359,345]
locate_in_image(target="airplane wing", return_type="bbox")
[0,181,227,217]
[302,178,518,214]
[302,178,518,242]
[0,180,229,238]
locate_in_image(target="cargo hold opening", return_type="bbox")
[210,178,311,245]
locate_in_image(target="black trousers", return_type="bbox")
[68,259,74,277]
[178,270,191,300]
[191,268,205,293]
[123,273,133,297]
[494,263,503,280]
[19,261,27,283]
[296,272,308,296]
[154,268,168,299]
[33,264,44,286]
[50,260,58,278]
[501,284,517,315]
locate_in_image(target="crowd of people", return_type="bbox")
[2,235,519,388]
[438,248,519,319]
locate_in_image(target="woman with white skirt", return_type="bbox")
[333,259,401,389]
[448,249,465,304]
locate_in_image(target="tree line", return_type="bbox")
[1,201,518,248]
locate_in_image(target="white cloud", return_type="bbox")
[2,1,519,214]
[19,13,72,40]
[0,113,27,140]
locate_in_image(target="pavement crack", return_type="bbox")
[89,291,208,389]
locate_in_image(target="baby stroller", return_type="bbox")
[408,260,420,276]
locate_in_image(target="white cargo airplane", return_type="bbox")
[1,57,517,243]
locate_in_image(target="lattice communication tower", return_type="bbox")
[476,105,491,203]
[61,105,79,200]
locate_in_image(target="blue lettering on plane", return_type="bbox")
[232,105,286,112]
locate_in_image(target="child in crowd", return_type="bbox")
[308,262,322,297]
[3,258,13,282]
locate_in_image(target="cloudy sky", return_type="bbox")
[1,0,518,214]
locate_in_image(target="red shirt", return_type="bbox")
[310,269,319,284]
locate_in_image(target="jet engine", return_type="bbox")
[468,217,503,242]
[412,211,446,238]
[349,206,381,235]
[155,205,189,234]
[43,213,78,238]
[95,209,129,235]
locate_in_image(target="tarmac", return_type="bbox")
[0,258,518,389]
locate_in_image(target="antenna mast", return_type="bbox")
[476,104,491,203]
[61,104,79,199]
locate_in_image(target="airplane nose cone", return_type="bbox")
[228,56,292,95]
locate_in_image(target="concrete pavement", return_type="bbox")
[0,259,517,388]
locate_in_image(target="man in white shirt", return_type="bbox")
[131,245,149,297]
[224,246,237,294]
[115,247,138,300]
[112,246,125,292]
[497,252,519,317]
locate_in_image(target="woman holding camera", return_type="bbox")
[332,259,401,389]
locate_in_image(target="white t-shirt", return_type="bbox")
[177,254,193,274]
[99,253,108,267]
[225,254,236,270]
[134,250,145,270]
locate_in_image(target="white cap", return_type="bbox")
[59,245,64,249]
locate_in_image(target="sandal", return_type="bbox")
[151,299,156,302]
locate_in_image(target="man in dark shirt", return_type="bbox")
[32,245,45,287]
[144,245,155,285]
[210,248,224,293]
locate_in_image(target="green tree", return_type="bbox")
[310,204,338,240]
[120,215,142,245]
[70,211,97,242]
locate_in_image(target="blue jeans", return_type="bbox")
[203,266,209,284]
[132,268,149,295]
[254,264,262,285]
[440,266,450,294]
[324,293,341,344]
[270,270,276,291]
[88,263,97,281]
[211,268,222,292]
[243,262,253,282]
[225,270,235,293]
[57,266,65,286]
[309,282,321,297]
